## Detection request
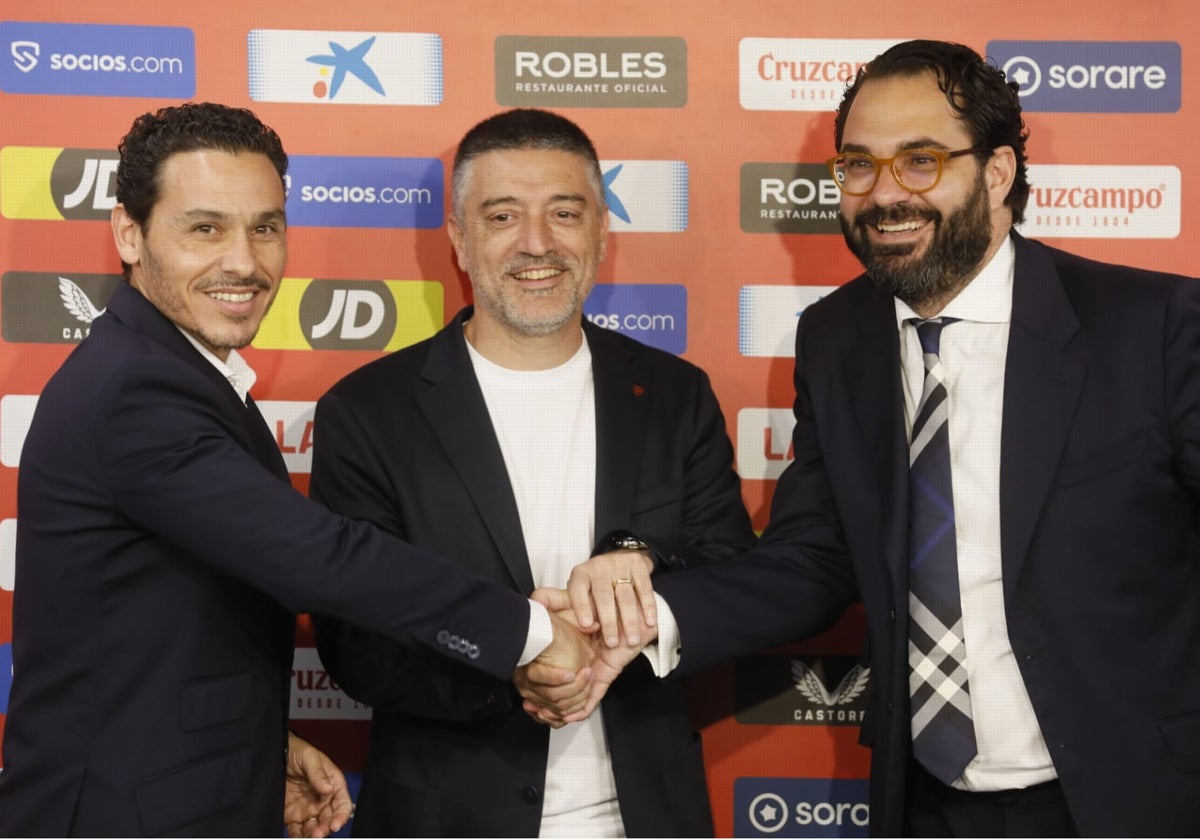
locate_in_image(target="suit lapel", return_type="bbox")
[843,284,909,602]
[416,311,536,593]
[999,234,1084,601]
[588,324,649,537]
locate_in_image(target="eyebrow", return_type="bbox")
[177,208,287,225]
[477,193,589,210]
[840,138,957,154]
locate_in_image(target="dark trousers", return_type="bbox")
[903,762,1078,838]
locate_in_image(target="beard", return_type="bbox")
[840,171,993,309]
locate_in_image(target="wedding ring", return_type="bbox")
[612,577,634,588]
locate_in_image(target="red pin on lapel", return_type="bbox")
[632,384,646,397]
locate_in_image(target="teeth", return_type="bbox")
[877,220,923,233]
[513,268,560,280]
[209,291,255,303]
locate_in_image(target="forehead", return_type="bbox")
[841,71,972,152]
[462,147,597,204]
[154,149,284,210]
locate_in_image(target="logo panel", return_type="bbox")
[2,272,122,343]
[601,160,688,232]
[739,285,836,357]
[284,156,443,228]
[0,395,37,469]
[248,30,443,105]
[255,401,316,474]
[741,164,841,234]
[254,278,443,351]
[1022,164,1180,238]
[734,654,870,726]
[988,41,1180,112]
[1,147,120,221]
[0,641,11,715]
[583,283,687,354]
[739,38,900,111]
[0,21,195,98]
[496,36,686,108]
[1,519,13,592]
[735,777,870,837]
[290,647,371,720]
[737,408,796,481]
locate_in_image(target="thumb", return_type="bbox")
[531,587,572,611]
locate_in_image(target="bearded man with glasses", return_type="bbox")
[530,39,1200,838]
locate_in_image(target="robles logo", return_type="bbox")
[987,41,1180,113]
[741,164,842,234]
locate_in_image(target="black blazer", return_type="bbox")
[0,285,532,836]
[656,233,1200,836]
[311,308,755,837]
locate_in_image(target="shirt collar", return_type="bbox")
[176,328,258,404]
[893,233,1015,327]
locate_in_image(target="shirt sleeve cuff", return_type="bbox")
[640,592,682,676]
[518,599,554,667]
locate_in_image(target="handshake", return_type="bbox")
[513,549,661,728]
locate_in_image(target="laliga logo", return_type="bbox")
[748,792,790,834]
[11,40,39,73]
[1002,55,1042,96]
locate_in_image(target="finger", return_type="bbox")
[632,563,657,628]
[613,577,647,645]
[531,586,572,612]
[565,571,600,632]
[520,662,577,687]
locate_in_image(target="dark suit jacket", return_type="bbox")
[311,308,754,837]
[0,284,533,837]
[656,233,1200,837]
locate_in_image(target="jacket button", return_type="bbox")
[522,786,540,804]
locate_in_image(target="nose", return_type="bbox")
[220,230,257,278]
[518,214,554,256]
[867,161,912,205]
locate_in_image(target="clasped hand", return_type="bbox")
[512,550,660,728]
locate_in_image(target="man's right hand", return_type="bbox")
[512,608,596,724]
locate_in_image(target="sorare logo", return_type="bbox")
[1,147,119,221]
[254,278,443,351]
[0,21,194,98]
[248,30,443,105]
[583,284,687,354]
[988,41,1180,113]
[736,777,869,837]
[284,155,443,228]
[602,160,688,233]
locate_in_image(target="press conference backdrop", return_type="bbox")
[0,1,1193,836]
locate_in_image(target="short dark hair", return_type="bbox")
[450,108,604,220]
[834,40,1030,224]
[116,102,288,275]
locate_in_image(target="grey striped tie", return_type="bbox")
[906,317,977,784]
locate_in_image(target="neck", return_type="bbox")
[463,315,585,371]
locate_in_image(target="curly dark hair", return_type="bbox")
[115,102,288,274]
[833,40,1030,223]
[450,108,604,221]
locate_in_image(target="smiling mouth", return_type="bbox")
[208,290,257,303]
[876,219,926,233]
[512,268,562,281]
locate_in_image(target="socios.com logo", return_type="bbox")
[284,155,443,228]
[736,778,869,837]
[0,21,194,98]
[248,30,443,105]
[987,41,1180,112]
[0,147,119,221]
[583,283,687,354]
[255,278,443,351]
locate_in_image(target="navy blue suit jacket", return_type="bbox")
[311,309,754,837]
[656,233,1200,836]
[0,284,532,836]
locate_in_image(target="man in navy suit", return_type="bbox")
[538,40,1200,837]
[310,109,754,837]
[0,102,593,837]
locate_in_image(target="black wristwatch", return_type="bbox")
[592,529,651,556]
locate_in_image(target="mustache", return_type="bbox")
[194,276,272,293]
[852,205,940,228]
[505,254,572,273]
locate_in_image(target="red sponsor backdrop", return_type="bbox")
[1,2,1195,835]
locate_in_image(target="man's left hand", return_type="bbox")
[284,732,353,838]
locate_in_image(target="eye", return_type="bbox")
[905,152,941,169]
[844,155,876,171]
[194,223,216,234]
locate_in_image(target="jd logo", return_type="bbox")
[50,149,119,219]
[299,281,397,350]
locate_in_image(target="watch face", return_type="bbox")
[618,537,649,551]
